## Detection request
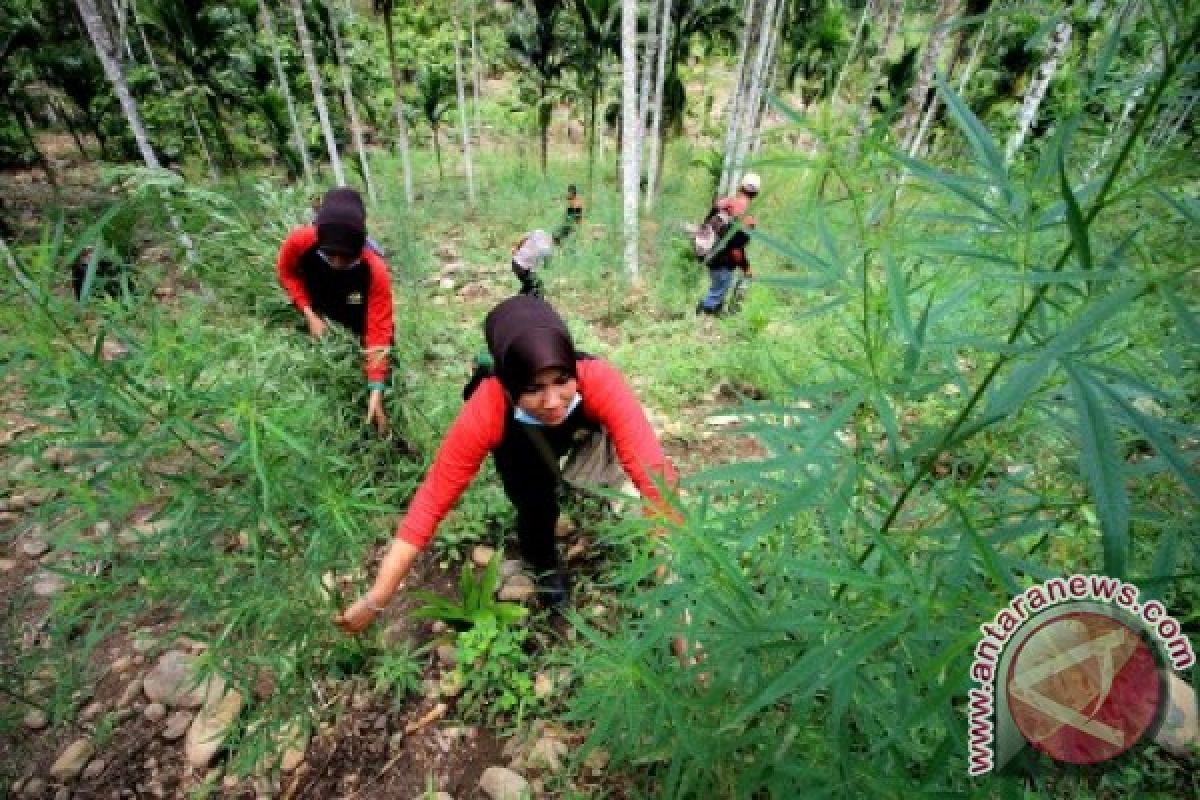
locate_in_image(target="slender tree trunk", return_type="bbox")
[644,0,673,208]
[638,0,660,140]
[898,0,962,151]
[380,7,414,204]
[469,0,483,143]
[854,0,905,142]
[539,79,550,172]
[453,0,477,204]
[749,0,786,157]
[432,124,443,179]
[75,0,194,258]
[329,2,375,201]
[291,0,345,184]
[588,65,601,184]
[719,0,760,195]
[260,0,314,185]
[133,6,219,181]
[957,16,990,94]
[831,0,874,103]
[621,0,639,282]
[1004,20,1072,163]
[729,0,778,190]
[76,0,159,168]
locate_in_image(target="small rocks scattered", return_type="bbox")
[161,710,192,741]
[526,737,568,772]
[82,758,107,781]
[117,678,143,709]
[497,574,535,604]
[184,684,243,768]
[23,709,48,730]
[21,537,51,559]
[143,651,212,708]
[470,545,496,568]
[32,573,66,597]
[478,767,529,800]
[50,738,95,781]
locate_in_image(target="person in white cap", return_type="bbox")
[696,173,760,315]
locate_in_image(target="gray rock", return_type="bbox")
[109,656,133,673]
[32,573,66,597]
[54,788,70,800]
[22,538,50,559]
[23,709,48,730]
[527,737,568,772]
[143,703,167,722]
[22,778,46,797]
[117,678,143,709]
[161,711,192,741]
[184,684,243,768]
[500,560,524,580]
[470,545,496,568]
[435,645,457,667]
[497,575,536,604]
[79,703,104,722]
[478,767,529,800]
[82,759,107,781]
[50,738,95,781]
[142,651,213,708]
[0,558,16,571]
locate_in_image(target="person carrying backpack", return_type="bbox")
[334,295,678,630]
[511,229,555,297]
[277,187,394,433]
[695,173,760,315]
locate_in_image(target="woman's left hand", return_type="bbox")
[366,389,388,434]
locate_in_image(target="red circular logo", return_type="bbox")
[1006,611,1162,764]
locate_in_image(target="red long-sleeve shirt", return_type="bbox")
[276,226,394,383]
[397,358,677,549]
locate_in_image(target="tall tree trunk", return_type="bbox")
[621,0,640,282]
[76,0,159,168]
[380,5,414,204]
[728,0,778,191]
[1004,20,1072,164]
[453,0,477,204]
[719,0,761,195]
[588,64,601,185]
[957,15,990,94]
[75,0,193,258]
[132,6,219,181]
[644,0,673,208]
[291,0,345,184]
[749,0,786,157]
[260,0,314,185]
[638,0,660,140]
[854,0,905,142]
[432,124,443,179]
[469,0,483,143]
[898,0,962,152]
[831,0,874,103]
[539,79,550,173]
[329,2,375,201]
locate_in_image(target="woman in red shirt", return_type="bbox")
[336,296,677,630]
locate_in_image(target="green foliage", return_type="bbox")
[563,14,1200,798]
[452,616,536,724]
[410,554,529,632]
[371,643,425,706]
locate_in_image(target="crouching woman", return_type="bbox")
[335,295,677,631]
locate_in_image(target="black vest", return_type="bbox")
[297,247,371,336]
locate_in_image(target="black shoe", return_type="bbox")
[536,569,570,611]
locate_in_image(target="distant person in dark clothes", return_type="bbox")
[511,229,555,297]
[554,184,584,242]
[277,187,394,433]
[335,296,678,631]
[697,172,760,315]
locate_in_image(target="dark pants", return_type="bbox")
[512,262,544,298]
[491,409,595,578]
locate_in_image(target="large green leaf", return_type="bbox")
[1064,362,1130,578]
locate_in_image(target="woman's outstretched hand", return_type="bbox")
[334,595,379,634]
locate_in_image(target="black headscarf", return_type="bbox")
[315,187,367,255]
[484,296,578,396]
